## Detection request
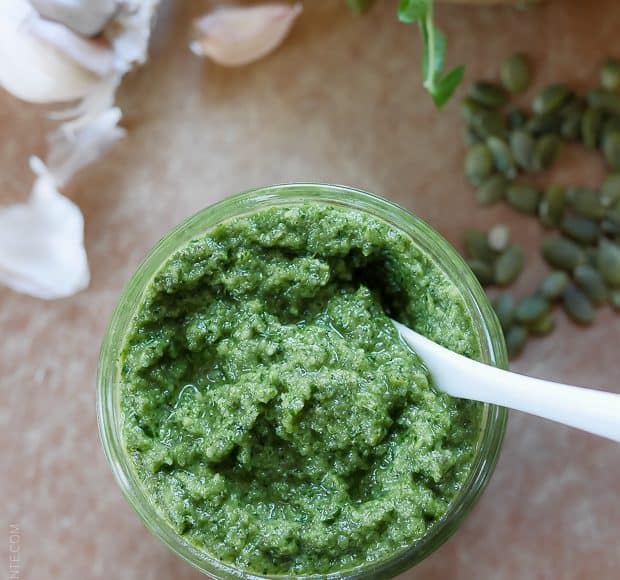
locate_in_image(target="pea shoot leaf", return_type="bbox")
[398,0,464,107]
[398,0,431,22]
[431,64,465,107]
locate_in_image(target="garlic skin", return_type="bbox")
[30,0,117,37]
[47,107,125,186]
[0,159,89,299]
[191,3,302,67]
[0,0,98,103]
[0,0,160,298]
[0,109,124,300]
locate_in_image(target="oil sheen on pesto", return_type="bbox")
[120,205,483,576]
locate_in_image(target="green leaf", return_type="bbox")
[431,65,465,108]
[421,27,446,81]
[398,0,430,23]
[398,0,464,107]
[347,0,375,14]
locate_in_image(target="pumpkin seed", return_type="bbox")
[486,136,517,178]
[501,53,531,94]
[587,88,620,115]
[465,143,494,185]
[468,259,494,286]
[469,81,508,109]
[609,289,620,310]
[506,183,541,214]
[602,131,620,170]
[541,271,569,300]
[494,245,524,286]
[462,100,507,139]
[566,187,606,219]
[585,247,598,268]
[600,116,620,145]
[507,108,527,130]
[538,185,566,227]
[475,174,507,206]
[596,239,620,286]
[542,236,585,270]
[560,214,599,244]
[509,129,535,171]
[601,209,620,237]
[563,285,595,325]
[488,224,510,252]
[602,220,620,239]
[574,264,608,305]
[533,84,571,115]
[529,312,555,336]
[506,325,528,358]
[464,229,495,262]
[601,59,620,92]
[461,97,486,124]
[560,95,585,117]
[560,111,582,141]
[475,112,508,140]
[525,112,563,136]
[601,173,620,207]
[533,134,561,171]
[515,294,550,324]
[464,127,482,146]
[581,107,603,149]
[493,293,515,331]
[348,0,375,13]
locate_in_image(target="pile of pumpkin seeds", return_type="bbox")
[461,54,620,358]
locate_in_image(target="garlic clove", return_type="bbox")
[30,0,118,37]
[0,0,97,103]
[0,159,89,299]
[28,15,116,78]
[191,2,302,67]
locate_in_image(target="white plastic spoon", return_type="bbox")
[393,320,620,442]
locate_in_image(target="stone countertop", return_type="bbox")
[1,1,619,578]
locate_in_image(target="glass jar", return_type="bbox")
[97,183,509,579]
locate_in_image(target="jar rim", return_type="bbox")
[97,183,508,580]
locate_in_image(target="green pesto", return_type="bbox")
[120,205,483,576]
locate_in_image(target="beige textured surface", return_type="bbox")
[2,1,619,579]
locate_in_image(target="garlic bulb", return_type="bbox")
[31,0,117,37]
[28,15,115,77]
[191,3,303,67]
[0,0,99,103]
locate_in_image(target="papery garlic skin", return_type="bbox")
[111,0,159,69]
[0,108,124,300]
[47,107,125,186]
[191,3,302,66]
[0,0,160,298]
[0,0,98,103]
[31,0,117,37]
[0,159,89,299]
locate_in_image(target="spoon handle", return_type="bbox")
[394,321,620,442]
